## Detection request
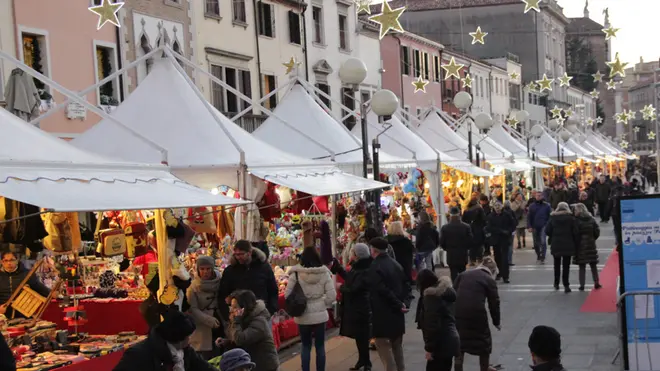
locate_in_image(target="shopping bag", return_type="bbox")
[279,318,299,340]
[271,322,281,350]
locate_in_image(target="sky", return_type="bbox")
[371,0,658,65]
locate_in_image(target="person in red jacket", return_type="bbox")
[131,231,158,278]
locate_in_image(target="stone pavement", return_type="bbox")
[279,224,621,371]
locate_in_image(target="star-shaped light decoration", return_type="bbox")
[89,0,124,30]
[641,104,657,121]
[558,72,573,88]
[606,80,618,90]
[522,0,541,13]
[412,76,429,93]
[565,108,574,118]
[603,26,620,40]
[621,133,627,139]
[555,116,566,126]
[507,116,520,129]
[633,126,641,133]
[623,109,636,122]
[590,89,600,98]
[461,74,473,88]
[441,57,465,80]
[595,116,603,125]
[592,71,604,82]
[526,82,539,92]
[355,0,372,14]
[283,56,300,74]
[469,26,488,45]
[586,118,595,126]
[614,112,626,124]
[620,140,629,149]
[509,71,519,80]
[369,1,406,39]
[607,52,629,79]
[649,131,657,140]
[550,106,563,118]
[536,74,554,92]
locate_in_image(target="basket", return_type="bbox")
[12,286,48,318]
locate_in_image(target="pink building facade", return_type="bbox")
[381,32,444,122]
[12,0,118,139]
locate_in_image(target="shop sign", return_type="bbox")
[66,101,87,120]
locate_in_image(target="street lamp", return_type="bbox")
[453,91,477,163]
[339,58,369,178]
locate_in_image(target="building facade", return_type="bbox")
[489,64,510,124]
[614,58,660,140]
[0,0,15,105]
[628,81,657,153]
[440,50,470,118]
[469,60,491,116]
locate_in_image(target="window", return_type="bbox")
[528,92,532,104]
[360,90,370,106]
[315,83,331,111]
[95,43,119,106]
[233,0,247,23]
[21,33,49,98]
[91,0,102,5]
[402,106,410,121]
[211,65,225,111]
[495,78,499,94]
[258,2,275,37]
[422,52,429,80]
[416,107,422,118]
[433,55,440,82]
[400,46,410,75]
[312,6,324,44]
[288,11,301,44]
[413,49,421,77]
[205,0,219,17]
[341,87,356,129]
[262,74,277,109]
[338,14,348,51]
[480,77,484,97]
[210,65,251,114]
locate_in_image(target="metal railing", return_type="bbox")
[614,290,660,370]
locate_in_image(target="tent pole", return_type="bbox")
[154,209,170,309]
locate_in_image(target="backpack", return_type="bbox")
[285,272,307,317]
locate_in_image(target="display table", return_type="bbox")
[41,299,148,335]
[54,350,124,371]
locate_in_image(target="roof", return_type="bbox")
[629,78,655,92]
[376,0,520,11]
[567,17,605,35]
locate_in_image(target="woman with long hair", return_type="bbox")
[415,211,439,270]
[386,221,415,285]
[545,202,580,293]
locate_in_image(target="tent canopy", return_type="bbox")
[564,138,598,162]
[530,129,576,161]
[72,59,387,195]
[585,134,617,157]
[0,107,250,211]
[488,124,551,168]
[455,120,531,171]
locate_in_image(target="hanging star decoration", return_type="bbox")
[461,74,473,88]
[624,109,636,122]
[641,104,657,121]
[558,72,573,88]
[606,80,618,90]
[507,116,520,129]
[595,116,603,125]
[556,116,566,126]
[469,26,488,45]
[590,89,599,98]
[283,57,300,74]
[442,57,465,80]
[526,82,539,92]
[614,112,626,124]
[607,52,628,79]
[649,131,657,140]
[621,133,627,139]
[522,0,541,14]
[89,0,124,30]
[412,76,429,93]
[633,126,641,133]
[592,71,604,82]
[550,106,563,118]
[620,140,629,149]
[355,0,372,14]
[369,1,406,39]
[586,118,595,126]
[536,74,554,92]
[603,26,620,40]
[565,108,574,118]
[509,71,519,80]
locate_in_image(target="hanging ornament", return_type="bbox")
[592,71,604,82]
[614,112,626,124]
[607,52,628,78]
[461,73,473,88]
[526,82,539,92]
[522,0,541,13]
[590,89,600,99]
[550,106,563,118]
[641,104,657,121]
[507,116,520,129]
[595,116,604,125]
[509,71,519,81]
[564,108,574,118]
[602,26,620,40]
[633,126,641,133]
[469,26,488,45]
[89,0,124,30]
[283,57,299,74]
[536,74,554,92]
[556,116,566,126]
[369,1,406,39]
[606,80,618,90]
[355,0,372,14]
[586,118,595,126]
[620,140,629,149]
[649,131,657,140]
[412,76,429,93]
[558,72,573,88]
[441,57,464,80]
[623,109,635,122]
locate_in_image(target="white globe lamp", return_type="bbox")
[530,124,544,138]
[559,130,571,142]
[453,91,472,110]
[371,89,399,116]
[548,119,560,130]
[474,112,494,131]
[515,110,530,123]
[566,123,578,133]
[338,58,368,85]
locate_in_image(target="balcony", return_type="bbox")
[225,112,268,133]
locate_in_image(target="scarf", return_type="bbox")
[167,342,185,371]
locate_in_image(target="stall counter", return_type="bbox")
[41,299,148,335]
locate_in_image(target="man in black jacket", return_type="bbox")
[1,334,15,371]
[528,325,567,371]
[440,207,473,283]
[594,175,612,222]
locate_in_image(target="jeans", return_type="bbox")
[532,227,547,261]
[299,323,326,371]
[374,336,405,371]
[355,333,372,368]
[578,262,600,287]
[449,264,466,283]
[426,356,453,371]
[553,255,571,288]
[416,251,434,271]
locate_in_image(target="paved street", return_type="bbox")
[279,223,621,371]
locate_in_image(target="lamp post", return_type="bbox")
[338,58,369,178]
[529,124,545,188]
[453,92,474,162]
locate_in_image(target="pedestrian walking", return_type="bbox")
[453,257,501,371]
[187,256,222,359]
[415,211,439,270]
[463,198,487,264]
[573,203,602,291]
[594,175,611,222]
[528,326,566,371]
[545,202,580,293]
[386,221,415,287]
[368,237,410,371]
[503,201,517,266]
[579,191,595,217]
[415,269,460,371]
[549,183,570,210]
[527,191,552,264]
[222,290,280,371]
[485,203,516,284]
[331,244,373,371]
[511,193,527,250]
[219,349,255,371]
[439,207,472,283]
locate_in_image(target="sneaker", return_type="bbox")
[579,286,585,291]
[554,284,560,291]
[503,279,510,284]
[594,283,602,289]
[540,259,545,265]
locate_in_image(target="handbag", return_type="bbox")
[186,207,217,234]
[97,228,127,257]
[284,272,307,317]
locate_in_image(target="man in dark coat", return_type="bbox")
[527,191,552,264]
[528,325,567,371]
[548,183,569,210]
[440,207,473,283]
[368,237,409,371]
[1,334,15,371]
[462,199,487,263]
[113,310,216,371]
[217,240,278,319]
[485,203,516,283]
[454,257,501,371]
[0,251,50,320]
[594,175,612,222]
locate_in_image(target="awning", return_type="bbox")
[564,139,598,162]
[585,135,618,158]
[488,124,551,168]
[539,157,568,166]
[530,131,576,161]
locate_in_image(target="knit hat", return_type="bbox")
[449,206,460,216]
[155,310,196,344]
[369,237,389,251]
[196,255,215,269]
[528,325,561,360]
[353,243,371,260]
[219,349,255,371]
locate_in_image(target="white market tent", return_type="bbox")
[529,129,577,162]
[564,138,598,162]
[487,124,551,168]
[0,107,249,212]
[72,58,387,197]
[585,134,618,158]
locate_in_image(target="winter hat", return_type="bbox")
[555,202,570,212]
[155,310,196,344]
[353,243,371,260]
[219,349,255,371]
[480,256,499,277]
[449,206,460,216]
[528,325,561,360]
[196,255,215,269]
[369,237,389,251]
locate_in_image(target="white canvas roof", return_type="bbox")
[564,138,598,162]
[72,59,387,195]
[529,129,577,161]
[0,107,249,212]
[585,134,617,157]
[454,120,531,171]
[487,125,550,168]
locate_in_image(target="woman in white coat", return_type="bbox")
[285,246,337,371]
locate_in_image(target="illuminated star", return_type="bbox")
[649,131,657,140]
[536,74,554,92]
[607,52,629,79]
[461,73,473,88]
[592,71,604,82]
[590,89,599,98]
[412,76,429,93]
[507,116,520,129]
[550,106,563,118]
[441,57,465,80]
[595,116,603,125]
[614,112,626,124]
[355,0,372,14]
[624,109,636,121]
[586,118,595,126]
[603,26,620,40]
[369,1,406,39]
[522,0,541,13]
[565,108,574,118]
[558,72,573,88]
[469,26,488,45]
[283,57,299,74]
[641,104,657,121]
[556,116,566,126]
[633,126,641,133]
[88,0,124,30]
[620,140,629,149]
[509,71,519,80]
[606,80,618,90]
[526,82,538,92]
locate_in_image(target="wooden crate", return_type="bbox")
[12,286,47,318]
